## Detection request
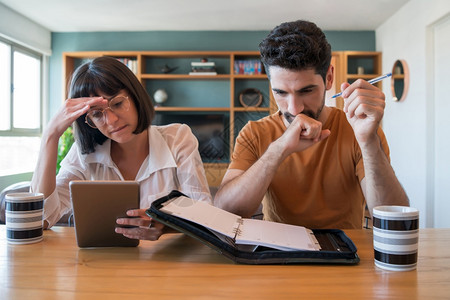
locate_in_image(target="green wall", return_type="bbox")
[49,30,375,118]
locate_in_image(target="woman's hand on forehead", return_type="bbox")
[85,97,108,109]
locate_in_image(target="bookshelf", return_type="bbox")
[328,51,382,110]
[341,51,382,84]
[62,50,382,186]
[62,51,276,186]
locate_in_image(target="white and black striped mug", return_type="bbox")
[372,206,419,271]
[5,192,44,244]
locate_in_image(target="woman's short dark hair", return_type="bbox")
[69,56,154,154]
[259,20,331,82]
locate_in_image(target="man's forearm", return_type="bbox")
[361,137,409,216]
[215,141,288,217]
[215,115,330,217]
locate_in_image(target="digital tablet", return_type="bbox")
[69,180,140,248]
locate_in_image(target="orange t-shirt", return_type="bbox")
[229,108,390,229]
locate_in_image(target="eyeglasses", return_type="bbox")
[85,96,130,128]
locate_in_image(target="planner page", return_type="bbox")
[236,218,321,251]
[160,196,241,238]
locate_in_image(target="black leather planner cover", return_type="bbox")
[146,191,360,265]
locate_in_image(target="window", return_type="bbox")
[0,39,42,176]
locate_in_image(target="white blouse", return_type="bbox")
[39,124,212,228]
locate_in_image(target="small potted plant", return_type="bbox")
[56,127,74,174]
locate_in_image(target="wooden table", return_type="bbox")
[1,226,449,299]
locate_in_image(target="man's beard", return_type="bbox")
[283,91,326,124]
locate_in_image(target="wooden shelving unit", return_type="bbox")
[329,51,382,110]
[341,51,382,84]
[62,50,382,186]
[62,51,275,186]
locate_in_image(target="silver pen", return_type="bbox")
[331,72,392,99]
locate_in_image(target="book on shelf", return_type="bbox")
[115,57,137,74]
[189,68,217,75]
[189,61,217,75]
[190,67,216,72]
[190,60,217,75]
[158,195,321,251]
[191,61,215,67]
[234,59,263,75]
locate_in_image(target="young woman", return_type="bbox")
[31,56,211,241]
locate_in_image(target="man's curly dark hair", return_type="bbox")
[259,20,331,83]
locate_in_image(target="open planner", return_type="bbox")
[159,194,320,251]
[146,191,360,265]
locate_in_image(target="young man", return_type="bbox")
[214,20,408,229]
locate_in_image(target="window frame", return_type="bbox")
[0,37,43,137]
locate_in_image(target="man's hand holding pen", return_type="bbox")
[340,78,386,147]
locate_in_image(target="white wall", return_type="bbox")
[0,3,51,55]
[377,0,450,228]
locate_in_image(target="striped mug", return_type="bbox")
[5,192,44,244]
[372,206,419,271]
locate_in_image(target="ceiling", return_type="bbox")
[1,0,409,32]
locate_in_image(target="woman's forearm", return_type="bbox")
[31,131,60,198]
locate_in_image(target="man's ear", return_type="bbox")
[325,65,334,91]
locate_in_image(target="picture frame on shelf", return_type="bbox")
[239,88,263,108]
